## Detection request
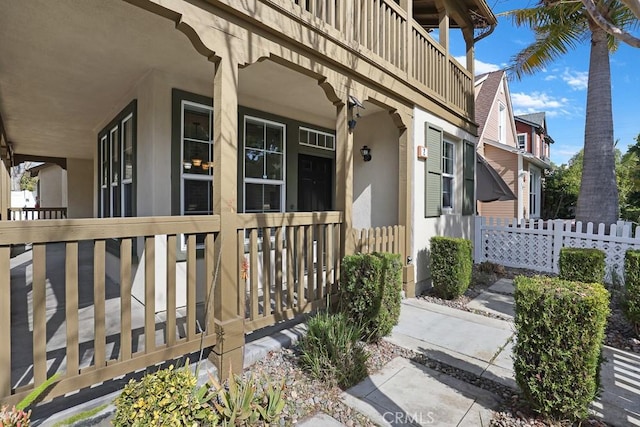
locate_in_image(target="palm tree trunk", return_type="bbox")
[575,24,619,225]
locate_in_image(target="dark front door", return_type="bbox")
[298,154,333,211]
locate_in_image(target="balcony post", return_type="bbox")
[0,162,8,221]
[397,110,415,297]
[336,100,354,259]
[210,52,244,379]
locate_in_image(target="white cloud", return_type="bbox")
[511,91,571,116]
[561,69,588,90]
[544,75,557,81]
[454,56,502,74]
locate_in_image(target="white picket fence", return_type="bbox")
[474,216,640,284]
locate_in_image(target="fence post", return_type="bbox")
[474,216,482,263]
[552,220,564,274]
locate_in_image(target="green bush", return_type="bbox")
[113,363,218,426]
[339,252,402,342]
[298,312,369,389]
[558,247,605,283]
[430,237,472,299]
[513,275,610,421]
[625,249,640,336]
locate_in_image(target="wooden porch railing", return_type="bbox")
[0,216,220,405]
[286,0,473,117]
[237,212,343,333]
[8,207,67,220]
[353,225,406,262]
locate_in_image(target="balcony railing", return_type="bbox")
[8,207,67,220]
[265,0,474,117]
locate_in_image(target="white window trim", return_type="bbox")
[442,140,455,211]
[299,126,336,151]
[180,100,214,217]
[242,115,286,213]
[498,103,506,144]
[121,113,134,217]
[517,133,527,151]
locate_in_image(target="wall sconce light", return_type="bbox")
[360,145,372,162]
[347,95,365,132]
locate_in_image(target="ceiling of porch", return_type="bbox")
[0,0,373,162]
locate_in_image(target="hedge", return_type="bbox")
[429,236,472,299]
[625,249,640,335]
[339,252,402,342]
[513,275,610,420]
[558,247,605,283]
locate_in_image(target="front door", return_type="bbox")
[298,154,332,211]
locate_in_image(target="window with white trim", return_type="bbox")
[517,133,527,150]
[180,101,214,218]
[299,127,335,151]
[529,167,541,218]
[243,116,285,213]
[98,101,135,218]
[498,103,506,143]
[442,140,454,210]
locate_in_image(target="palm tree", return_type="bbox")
[507,1,637,225]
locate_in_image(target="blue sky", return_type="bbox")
[452,0,640,165]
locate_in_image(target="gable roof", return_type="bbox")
[515,112,545,128]
[474,69,505,138]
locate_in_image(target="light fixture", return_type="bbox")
[347,95,365,132]
[360,145,372,162]
[191,158,202,167]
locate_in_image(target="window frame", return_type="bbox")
[97,100,137,219]
[498,103,506,143]
[517,133,527,151]
[242,115,286,214]
[299,126,336,151]
[529,166,541,219]
[442,140,455,211]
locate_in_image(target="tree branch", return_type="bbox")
[620,0,640,20]
[581,0,640,47]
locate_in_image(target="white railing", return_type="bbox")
[474,216,640,284]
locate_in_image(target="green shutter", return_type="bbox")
[462,140,475,215]
[425,123,442,217]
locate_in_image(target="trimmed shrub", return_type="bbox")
[625,249,640,335]
[558,247,605,283]
[430,237,472,299]
[298,312,369,389]
[113,363,218,426]
[339,252,402,342]
[513,275,610,421]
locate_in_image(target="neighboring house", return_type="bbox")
[474,70,552,220]
[0,0,496,403]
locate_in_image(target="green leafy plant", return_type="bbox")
[113,362,218,426]
[624,249,640,336]
[207,368,286,426]
[513,275,610,421]
[338,252,402,342]
[558,247,605,283]
[298,311,369,389]
[430,237,472,299]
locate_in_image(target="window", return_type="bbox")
[98,101,136,218]
[442,141,454,209]
[529,167,541,218]
[517,133,527,150]
[498,103,506,143]
[243,116,285,213]
[181,101,214,217]
[299,127,335,151]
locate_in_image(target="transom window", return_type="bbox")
[181,101,214,217]
[243,116,285,213]
[99,102,135,218]
[442,141,454,210]
[299,127,335,151]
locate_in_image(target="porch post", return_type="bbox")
[0,162,9,221]
[398,112,415,297]
[336,101,354,259]
[210,54,244,378]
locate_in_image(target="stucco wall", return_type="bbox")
[39,165,67,207]
[412,107,476,295]
[67,158,93,218]
[352,110,399,230]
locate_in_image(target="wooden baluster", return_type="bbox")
[249,229,259,320]
[0,246,11,396]
[120,238,133,359]
[65,242,79,375]
[93,240,106,368]
[144,236,155,353]
[186,234,196,339]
